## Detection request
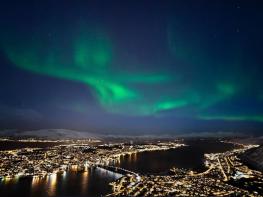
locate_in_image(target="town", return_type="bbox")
[0,139,184,178]
[108,143,263,196]
[0,139,262,196]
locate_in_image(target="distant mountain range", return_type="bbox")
[0,129,99,139]
[0,129,262,142]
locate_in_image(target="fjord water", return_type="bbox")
[114,139,238,174]
[0,168,119,197]
[0,139,237,197]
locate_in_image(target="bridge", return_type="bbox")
[96,164,139,177]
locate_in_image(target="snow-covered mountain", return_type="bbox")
[0,129,99,139]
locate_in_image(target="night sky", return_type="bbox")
[0,0,263,135]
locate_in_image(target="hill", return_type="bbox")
[241,145,263,172]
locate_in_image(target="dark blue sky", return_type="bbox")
[0,0,263,135]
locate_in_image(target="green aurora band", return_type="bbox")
[1,24,263,122]
[199,115,263,122]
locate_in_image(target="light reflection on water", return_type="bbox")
[0,168,119,197]
[46,173,57,197]
[62,171,67,180]
[31,176,41,192]
[95,166,123,180]
[81,171,89,195]
[115,140,237,174]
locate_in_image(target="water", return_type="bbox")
[114,139,237,174]
[0,168,119,197]
[0,139,238,197]
[0,141,63,151]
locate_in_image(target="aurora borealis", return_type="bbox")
[0,0,263,134]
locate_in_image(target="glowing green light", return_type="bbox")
[217,83,236,96]
[74,34,112,69]
[199,115,263,122]
[154,100,188,112]
[87,78,137,106]
[1,22,262,122]
[1,26,179,116]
